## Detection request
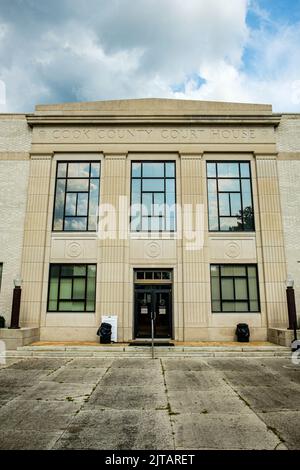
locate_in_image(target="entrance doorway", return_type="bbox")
[134,269,173,339]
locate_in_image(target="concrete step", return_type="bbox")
[3,344,291,358]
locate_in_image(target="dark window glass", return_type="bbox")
[47,264,96,312]
[210,264,260,313]
[134,270,172,282]
[53,162,100,232]
[130,161,176,232]
[207,161,254,231]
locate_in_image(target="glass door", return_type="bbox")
[134,285,172,338]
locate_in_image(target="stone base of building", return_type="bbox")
[183,327,267,342]
[0,327,40,350]
[267,327,300,347]
[38,326,268,343]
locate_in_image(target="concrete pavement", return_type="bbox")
[0,356,299,450]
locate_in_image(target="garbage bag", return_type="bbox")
[236,323,250,343]
[97,322,112,344]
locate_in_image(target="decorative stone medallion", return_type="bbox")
[66,241,83,258]
[224,241,241,259]
[145,241,161,258]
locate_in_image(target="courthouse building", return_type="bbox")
[0,98,299,347]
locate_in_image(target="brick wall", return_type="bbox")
[277,115,300,324]
[0,116,31,152]
[0,116,31,325]
[276,115,300,152]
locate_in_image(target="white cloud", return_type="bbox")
[171,5,300,112]
[0,0,299,112]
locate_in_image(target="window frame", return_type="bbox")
[206,160,255,232]
[134,268,173,283]
[47,263,97,313]
[130,160,177,232]
[52,161,101,232]
[210,264,260,313]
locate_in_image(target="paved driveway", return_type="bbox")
[0,356,299,450]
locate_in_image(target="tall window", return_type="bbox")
[53,161,100,231]
[130,161,176,231]
[207,161,254,231]
[0,263,3,290]
[210,264,260,313]
[47,264,96,312]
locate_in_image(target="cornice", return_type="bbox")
[26,114,281,127]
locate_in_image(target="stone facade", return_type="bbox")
[0,99,299,345]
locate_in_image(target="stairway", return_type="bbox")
[4,343,292,358]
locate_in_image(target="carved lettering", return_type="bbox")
[35,125,275,144]
[82,129,91,139]
[53,129,60,139]
[107,129,115,139]
[73,129,81,139]
[97,129,105,139]
[222,130,230,139]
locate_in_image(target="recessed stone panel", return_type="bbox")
[129,239,177,261]
[209,237,257,261]
[50,238,97,261]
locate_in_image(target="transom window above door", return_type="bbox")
[130,161,176,232]
[207,161,255,232]
[53,161,100,232]
[135,269,172,282]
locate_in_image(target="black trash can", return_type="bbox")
[0,316,5,328]
[97,322,112,344]
[236,323,250,342]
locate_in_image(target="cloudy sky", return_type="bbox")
[0,0,300,112]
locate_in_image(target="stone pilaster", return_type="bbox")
[97,154,128,341]
[180,153,208,340]
[20,154,52,326]
[255,154,288,327]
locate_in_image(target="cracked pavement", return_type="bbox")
[0,356,299,449]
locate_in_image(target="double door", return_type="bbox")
[134,285,172,338]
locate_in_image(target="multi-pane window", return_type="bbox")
[0,263,3,290]
[53,161,100,231]
[47,264,96,312]
[130,161,176,232]
[135,270,172,281]
[207,161,254,231]
[210,264,260,313]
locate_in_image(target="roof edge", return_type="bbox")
[34,98,273,116]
